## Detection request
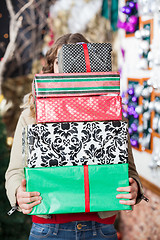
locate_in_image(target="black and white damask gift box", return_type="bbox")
[58,43,112,73]
[22,121,128,168]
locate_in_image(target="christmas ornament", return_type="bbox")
[131,122,138,132]
[141,87,151,98]
[134,84,144,97]
[135,105,143,114]
[155,102,160,114]
[127,87,134,96]
[143,111,150,121]
[130,138,138,147]
[153,115,159,130]
[135,30,142,39]
[137,125,143,133]
[140,40,150,52]
[128,127,133,135]
[132,96,138,102]
[134,112,139,119]
[129,15,138,25]
[129,1,135,9]
[138,58,148,69]
[140,134,151,149]
[121,6,132,15]
[148,101,155,111]
[127,105,135,115]
[143,100,149,110]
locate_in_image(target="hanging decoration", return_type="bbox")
[135,18,153,70]
[122,78,155,152]
[117,0,139,36]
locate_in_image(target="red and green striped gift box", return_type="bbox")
[33,72,120,98]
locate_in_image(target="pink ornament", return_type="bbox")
[117,19,126,29]
[125,22,135,33]
[129,16,138,25]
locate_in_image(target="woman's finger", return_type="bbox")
[22,209,33,214]
[21,200,41,211]
[21,196,42,204]
[119,199,136,205]
[117,186,132,192]
[116,193,136,200]
[18,191,41,199]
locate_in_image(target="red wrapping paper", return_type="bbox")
[36,95,122,123]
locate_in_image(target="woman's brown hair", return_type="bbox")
[42,33,89,73]
[24,33,89,118]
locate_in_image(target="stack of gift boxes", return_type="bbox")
[23,43,131,215]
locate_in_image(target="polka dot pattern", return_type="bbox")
[36,96,122,123]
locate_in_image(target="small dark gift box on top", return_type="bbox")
[58,43,112,73]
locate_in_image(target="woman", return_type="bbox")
[5,33,144,240]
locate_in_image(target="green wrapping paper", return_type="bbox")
[25,164,131,215]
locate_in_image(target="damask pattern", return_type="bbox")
[23,121,128,168]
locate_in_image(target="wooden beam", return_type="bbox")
[140,175,160,196]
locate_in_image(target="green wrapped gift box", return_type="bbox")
[25,163,131,215]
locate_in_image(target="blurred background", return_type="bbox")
[0,0,160,239]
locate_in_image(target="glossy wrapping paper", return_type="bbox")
[58,43,112,73]
[22,121,128,168]
[33,72,120,98]
[25,163,131,215]
[35,95,122,123]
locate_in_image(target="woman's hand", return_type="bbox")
[16,179,42,214]
[116,178,139,212]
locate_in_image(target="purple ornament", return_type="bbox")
[125,6,132,14]
[132,96,138,102]
[131,123,138,132]
[128,87,134,96]
[121,6,127,13]
[129,2,135,8]
[134,112,139,119]
[129,16,138,25]
[124,99,129,105]
[121,92,125,98]
[127,106,135,115]
[130,138,138,147]
[123,112,128,118]
[121,6,132,15]
[135,3,138,10]
[128,127,133,135]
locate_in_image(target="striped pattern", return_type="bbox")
[34,72,120,97]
